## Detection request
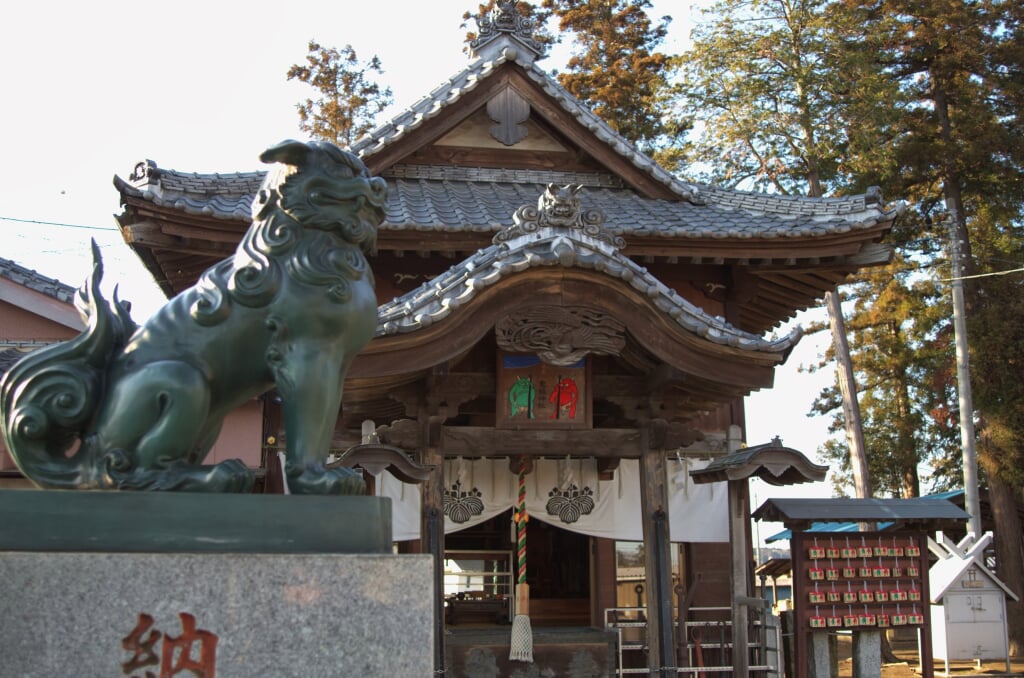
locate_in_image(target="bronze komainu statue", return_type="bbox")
[0,140,386,493]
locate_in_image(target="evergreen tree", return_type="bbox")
[831,0,1024,649]
[286,41,393,147]
[676,0,857,193]
[541,0,687,159]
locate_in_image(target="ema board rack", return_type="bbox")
[791,531,930,631]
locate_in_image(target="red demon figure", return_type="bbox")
[549,377,579,419]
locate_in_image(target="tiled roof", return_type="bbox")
[0,256,77,304]
[115,168,896,240]
[376,218,803,353]
[112,30,901,244]
[115,160,264,222]
[350,44,704,202]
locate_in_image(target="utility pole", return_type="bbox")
[947,214,983,538]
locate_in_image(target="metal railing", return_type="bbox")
[604,606,782,676]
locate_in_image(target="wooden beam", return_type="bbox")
[442,426,643,457]
[120,220,180,249]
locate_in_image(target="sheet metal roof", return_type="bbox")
[763,490,966,542]
[753,497,969,530]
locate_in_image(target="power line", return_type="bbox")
[942,265,1024,282]
[0,215,116,232]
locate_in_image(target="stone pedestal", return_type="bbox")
[0,490,433,676]
[806,631,833,678]
[852,630,882,678]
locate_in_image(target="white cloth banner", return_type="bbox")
[378,457,727,543]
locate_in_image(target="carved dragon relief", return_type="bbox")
[496,306,626,366]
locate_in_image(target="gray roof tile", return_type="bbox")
[376,217,803,354]
[115,167,898,241]
[0,256,77,304]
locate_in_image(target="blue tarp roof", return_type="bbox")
[764,490,965,543]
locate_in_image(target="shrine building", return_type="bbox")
[110,5,900,674]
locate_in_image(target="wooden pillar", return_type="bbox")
[420,415,445,676]
[640,421,676,675]
[728,478,751,675]
[727,424,751,675]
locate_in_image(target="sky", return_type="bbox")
[0,1,838,533]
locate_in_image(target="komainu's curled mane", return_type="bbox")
[0,140,387,493]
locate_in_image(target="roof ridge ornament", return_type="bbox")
[493,184,626,250]
[470,1,544,63]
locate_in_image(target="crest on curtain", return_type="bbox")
[545,457,595,524]
[444,459,485,523]
[444,480,485,523]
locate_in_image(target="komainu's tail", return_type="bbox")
[0,241,135,488]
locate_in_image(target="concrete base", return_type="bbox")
[807,630,833,678]
[0,551,433,677]
[852,630,882,678]
[0,490,431,675]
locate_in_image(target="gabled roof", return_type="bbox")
[349,197,798,400]
[929,532,1019,603]
[754,497,969,532]
[350,43,702,203]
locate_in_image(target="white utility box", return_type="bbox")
[929,532,1018,675]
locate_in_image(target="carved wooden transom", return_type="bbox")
[496,306,626,365]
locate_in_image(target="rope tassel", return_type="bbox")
[509,456,533,663]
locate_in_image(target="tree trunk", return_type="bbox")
[825,288,871,499]
[981,459,1024,655]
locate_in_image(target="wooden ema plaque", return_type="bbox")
[791,531,934,677]
[497,353,591,429]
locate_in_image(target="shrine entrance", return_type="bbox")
[443,508,592,628]
[524,518,591,626]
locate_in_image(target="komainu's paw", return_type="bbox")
[287,465,366,495]
[113,457,255,493]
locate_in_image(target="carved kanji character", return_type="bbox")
[159,613,218,677]
[121,613,161,677]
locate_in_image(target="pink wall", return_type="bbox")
[206,399,264,468]
[1,399,265,475]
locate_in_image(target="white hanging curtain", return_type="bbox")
[378,457,728,543]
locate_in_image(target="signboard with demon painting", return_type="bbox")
[497,353,591,429]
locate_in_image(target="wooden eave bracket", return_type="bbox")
[334,443,434,484]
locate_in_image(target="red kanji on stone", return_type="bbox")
[121,613,162,677]
[159,613,218,678]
